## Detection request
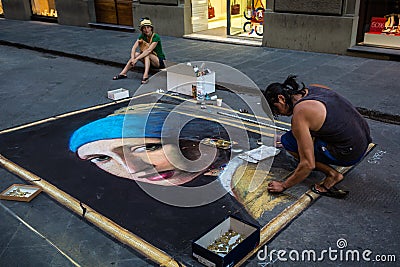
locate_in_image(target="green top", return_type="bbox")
[138,33,166,59]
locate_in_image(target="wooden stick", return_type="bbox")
[217,111,290,132]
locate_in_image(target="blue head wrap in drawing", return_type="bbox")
[69,106,228,153]
[69,111,170,152]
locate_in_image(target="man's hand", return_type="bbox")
[275,134,283,148]
[267,181,287,193]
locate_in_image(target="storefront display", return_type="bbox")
[241,0,264,37]
[31,0,57,18]
[0,0,4,16]
[382,14,400,33]
[192,0,266,39]
[364,14,400,48]
[361,0,400,49]
[208,0,215,19]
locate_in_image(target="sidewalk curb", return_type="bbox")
[0,40,125,68]
[0,39,160,77]
[357,107,400,125]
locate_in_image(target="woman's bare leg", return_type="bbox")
[120,52,141,76]
[119,61,132,76]
[142,55,151,81]
[148,53,160,68]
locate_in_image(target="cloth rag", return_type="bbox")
[238,145,280,163]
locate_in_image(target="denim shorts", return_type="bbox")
[157,56,165,69]
[281,131,363,166]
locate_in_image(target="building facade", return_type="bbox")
[1,0,399,55]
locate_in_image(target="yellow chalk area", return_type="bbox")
[231,164,290,219]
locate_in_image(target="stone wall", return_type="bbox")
[133,1,191,37]
[2,0,32,20]
[274,0,343,15]
[262,0,361,55]
[56,0,92,26]
[139,0,178,5]
[263,12,358,54]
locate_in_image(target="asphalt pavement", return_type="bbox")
[0,18,399,267]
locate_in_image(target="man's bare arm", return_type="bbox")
[268,101,326,192]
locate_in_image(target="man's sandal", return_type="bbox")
[311,184,349,199]
[113,74,127,80]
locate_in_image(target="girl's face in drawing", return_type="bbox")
[77,137,215,186]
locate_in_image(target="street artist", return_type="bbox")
[262,75,372,198]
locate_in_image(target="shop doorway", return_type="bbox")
[190,0,265,41]
[94,0,133,26]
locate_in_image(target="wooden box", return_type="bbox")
[0,184,42,202]
[192,216,260,267]
[107,88,129,100]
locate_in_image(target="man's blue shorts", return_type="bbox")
[281,131,363,167]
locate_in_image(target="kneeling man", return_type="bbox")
[263,75,372,198]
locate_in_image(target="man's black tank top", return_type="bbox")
[295,86,372,162]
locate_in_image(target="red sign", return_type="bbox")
[369,17,386,33]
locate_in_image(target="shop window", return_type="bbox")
[31,0,58,18]
[235,0,265,38]
[361,0,400,49]
[192,0,265,39]
[0,0,4,16]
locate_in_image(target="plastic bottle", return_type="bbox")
[197,86,204,103]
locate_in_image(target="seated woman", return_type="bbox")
[113,18,166,84]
